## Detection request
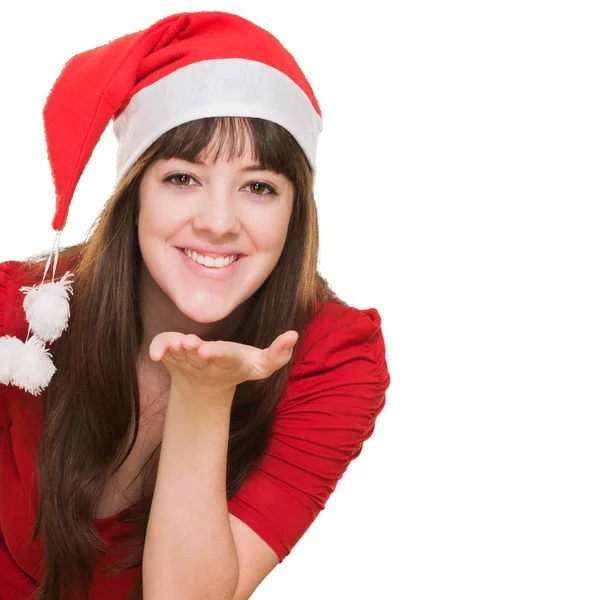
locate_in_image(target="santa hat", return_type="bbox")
[0,10,323,395]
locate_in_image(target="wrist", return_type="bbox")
[168,381,236,411]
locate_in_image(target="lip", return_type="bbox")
[177,246,244,259]
[178,247,243,280]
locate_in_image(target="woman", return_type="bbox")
[0,10,391,600]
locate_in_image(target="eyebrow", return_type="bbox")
[180,157,271,173]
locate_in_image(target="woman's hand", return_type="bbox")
[148,330,299,394]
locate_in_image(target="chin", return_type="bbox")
[179,302,233,325]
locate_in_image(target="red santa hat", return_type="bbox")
[0,10,323,395]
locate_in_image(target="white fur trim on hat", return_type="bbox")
[112,58,323,187]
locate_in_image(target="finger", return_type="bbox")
[181,334,203,351]
[165,333,188,363]
[149,344,162,362]
[179,334,207,367]
[184,340,214,368]
[149,331,173,361]
[198,340,237,364]
[197,342,243,373]
[150,340,175,362]
[264,332,298,365]
[197,341,216,359]
[278,331,299,352]
[170,332,184,349]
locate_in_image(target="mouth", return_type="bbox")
[176,247,244,278]
[177,247,242,261]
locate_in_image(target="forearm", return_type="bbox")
[142,384,239,600]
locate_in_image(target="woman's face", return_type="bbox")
[137,140,294,331]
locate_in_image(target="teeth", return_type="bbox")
[183,249,238,268]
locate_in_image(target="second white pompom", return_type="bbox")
[0,335,25,385]
[10,335,57,396]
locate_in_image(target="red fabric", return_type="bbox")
[0,260,391,599]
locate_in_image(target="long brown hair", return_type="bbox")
[13,116,344,599]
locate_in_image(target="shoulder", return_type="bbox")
[0,259,51,340]
[279,299,391,416]
[292,300,387,375]
[0,259,29,289]
[0,259,31,337]
[0,260,36,426]
[0,254,76,339]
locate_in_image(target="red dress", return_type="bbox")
[0,259,391,599]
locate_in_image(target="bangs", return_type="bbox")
[149,116,298,179]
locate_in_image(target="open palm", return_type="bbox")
[148,330,299,393]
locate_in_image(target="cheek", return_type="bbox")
[139,201,181,238]
[248,210,291,251]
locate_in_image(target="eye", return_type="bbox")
[165,173,198,187]
[243,181,278,197]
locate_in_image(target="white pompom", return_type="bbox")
[21,271,75,343]
[0,335,25,385]
[10,335,57,396]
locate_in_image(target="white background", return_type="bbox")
[1,1,598,598]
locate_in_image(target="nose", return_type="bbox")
[191,189,241,237]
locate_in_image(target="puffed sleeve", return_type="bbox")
[0,260,27,431]
[227,306,391,562]
[0,263,5,329]
[0,261,8,334]
[0,262,10,431]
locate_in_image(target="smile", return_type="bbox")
[182,248,239,267]
[177,247,244,280]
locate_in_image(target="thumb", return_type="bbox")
[280,332,299,353]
